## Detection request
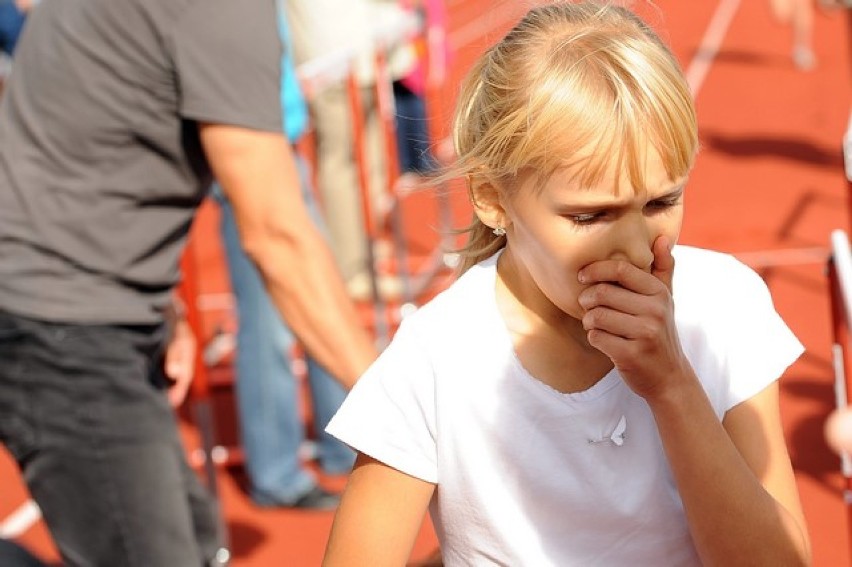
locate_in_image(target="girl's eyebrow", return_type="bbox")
[652,184,686,200]
[554,182,686,208]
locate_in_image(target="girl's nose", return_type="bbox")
[610,214,654,271]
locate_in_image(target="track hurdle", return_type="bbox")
[828,228,852,559]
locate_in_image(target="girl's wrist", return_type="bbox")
[642,365,702,414]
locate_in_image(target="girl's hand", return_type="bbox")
[577,236,692,400]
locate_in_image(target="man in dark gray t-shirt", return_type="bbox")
[0,0,377,565]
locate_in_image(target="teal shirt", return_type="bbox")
[279,10,308,142]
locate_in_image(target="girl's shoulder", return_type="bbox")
[672,245,764,290]
[671,245,772,318]
[399,253,500,338]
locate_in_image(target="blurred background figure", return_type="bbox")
[212,5,354,510]
[392,0,450,192]
[768,0,817,69]
[287,0,416,300]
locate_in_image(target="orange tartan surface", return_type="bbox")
[2,1,852,565]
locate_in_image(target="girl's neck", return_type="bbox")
[495,250,584,340]
[495,255,613,394]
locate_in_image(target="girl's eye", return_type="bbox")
[569,212,603,225]
[646,197,681,211]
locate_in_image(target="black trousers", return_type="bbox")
[0,310,220,567]
[0,538,48,567]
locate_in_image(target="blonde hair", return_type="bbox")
[450,1,698,273]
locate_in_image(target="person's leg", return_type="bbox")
[219,197,318,505]
[392,80,435,174]
[0,311,220,567]
[362,85,389,228]
[0,539,48,567]
[182,451,224,564]
[293,158,356,474]
[790,0,816,69]
[769,0,816,68]
[312,85,369,282]
[311,84,403,300]
[305,357,355,475]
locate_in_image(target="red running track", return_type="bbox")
[1,0,851,565]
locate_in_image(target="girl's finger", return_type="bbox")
[578,282,658,316]
[578,259,663,296]
[651,235,676,292]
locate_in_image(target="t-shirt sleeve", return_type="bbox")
[674,249,804,416]
[714,258,804,411]
[172,0,283,132]
[326,319,438,484]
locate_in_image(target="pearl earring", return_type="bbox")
[492,226,506,236]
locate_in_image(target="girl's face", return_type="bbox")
[497,147,686,324]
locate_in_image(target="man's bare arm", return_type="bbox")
[199,123,377,388]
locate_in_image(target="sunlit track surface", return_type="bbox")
[2,1,851,564]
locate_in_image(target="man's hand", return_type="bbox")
[577,236,692,400]
[164,309,196,408]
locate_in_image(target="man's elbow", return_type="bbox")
[239,232,281,267]
[238,217,316,275]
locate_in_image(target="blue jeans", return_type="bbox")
[0,311,221,566]
[0,0,25,56]
[393,80,436,174]
[215,160,354,505]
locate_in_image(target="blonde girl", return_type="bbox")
[323,2,811,565]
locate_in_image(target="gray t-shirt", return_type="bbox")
[0,0,283,324]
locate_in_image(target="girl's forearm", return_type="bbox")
[646,374,810,566]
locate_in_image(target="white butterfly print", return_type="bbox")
[588,415,627,446]
[609,415,627,446]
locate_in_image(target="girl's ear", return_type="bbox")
[469,176,508,231]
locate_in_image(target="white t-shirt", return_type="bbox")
[327,245,804,566]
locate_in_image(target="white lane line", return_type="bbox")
[685,0,741,97]
[733,247,830,268]
[0,500,41,539]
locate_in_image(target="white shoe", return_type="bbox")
[792,46,816,71]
